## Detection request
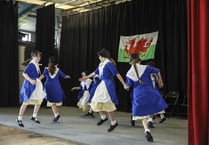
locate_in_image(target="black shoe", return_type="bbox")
[148,121,154,128]
[16,119,24,127]
[31,117,41,124]
[53,115,60,122]
[89,112,95,118]
[159,117,166,123]
[145,131,154,142]
[107,122,118,132]
[130,116,135,126]
[84,112,90,116]
[84,112,95,118]
[97,118,108,125]
[131,120,135,126]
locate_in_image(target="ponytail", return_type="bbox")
[48,63,56,75]
[133,62,144,85]
[109,58,117,67]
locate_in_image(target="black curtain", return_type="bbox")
[36,4,55,68]
[0,1,19,106]
[60,0,187,112]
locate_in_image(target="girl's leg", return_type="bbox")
[89,107,93,113]
[52,104,59,117]
[131,115,135,126]
[18,103,28,120]
[17,103,28,127]
[159,113,166,123]
[32,104,40,118]
[99,111,107,119]
[147,115,154,128]
[52,104,60,122]
[107,111,118,132]
[84,107,95,118]
[108,111,117,125]
[142,118,153,142]
[31,104,41,123]
[97,111,108,125]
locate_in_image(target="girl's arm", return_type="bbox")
[23,73,36,85]
[65,75,71,79]
[116,74,129,89]
[71,86,81,91]
[38,74,45,81]
[157,72,164,88]
[79,72,96,81]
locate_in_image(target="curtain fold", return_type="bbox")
[187,0,209,145]
[36,4,55,68]
[60,0,187,111]
[0,1,19,106]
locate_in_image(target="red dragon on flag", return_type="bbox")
[118,31,159,62]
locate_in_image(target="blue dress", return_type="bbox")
[126,64,167,117]
[77,79,92,100]
[42,68,66,103]
[76,79,92,111]
[20,62,40,103]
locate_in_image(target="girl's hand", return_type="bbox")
[123,84,129,90]
[65,75,71,79]
[71,87,80,91]
[30,79,36,85]
[71,87,75,91]
[158,79,164,88]
[79,76,87,82]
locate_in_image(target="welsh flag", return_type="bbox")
[118,31,159,62]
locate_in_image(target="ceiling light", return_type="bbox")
[55,3,74,10]
[17,0,45,5]
[45,2,54,6]
[79,2,89,7]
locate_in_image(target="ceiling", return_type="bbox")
[17,0,131,32]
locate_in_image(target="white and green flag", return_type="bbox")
[118,31,159,62]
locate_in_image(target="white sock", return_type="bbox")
[101,114,107,120]
[160,114,165,119]
[55,113,59,117]
[145,128,151,133]
[111,120,117,126]
[18,115,23,120]
[147,118,153,123]
[32,113,37,118]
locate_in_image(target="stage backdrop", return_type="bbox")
[0,1,19,107]
[36,4,56,68]
[59,0,187,112]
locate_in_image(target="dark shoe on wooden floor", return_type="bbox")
[148,121,154,128]
[84,112,95,118]
[131,120,135,126]
[97,118,108,126]
[159,117,166,123]
[130,116,135,126]
[53,115,60,122]
[31,117,41,124]
[107,122,118,132]
[145,131,153,142]
[16,119,24,127]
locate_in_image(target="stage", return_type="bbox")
[0,107,187,145]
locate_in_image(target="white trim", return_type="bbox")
[98,59,110,78]
[30,60,40,74]
[126,64,147,81]
[80,78,92,89]
[48,67,59,79]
